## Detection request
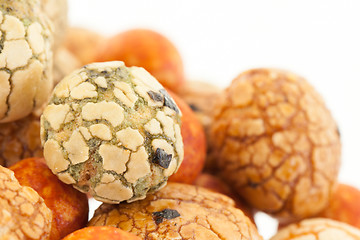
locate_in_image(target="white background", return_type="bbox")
[68,1,360,239]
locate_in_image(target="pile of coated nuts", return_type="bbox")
[0,1,359,240]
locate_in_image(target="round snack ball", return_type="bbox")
[0,113,43,167]
[62,226,142,240]
[89,182,262,240]
[10,157,89,239]
[0,165,52,240]
[96,28,185,92]
[0,0,53,123]
[271,218,360,240]
[63,27,106,65]
[41,0,68,49]
[167,90,206,184]
[41,61,184,204]
[209,69,341,223]
[317,183,360,228]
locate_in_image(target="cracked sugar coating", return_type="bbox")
[0,165,52,240]
[0,0,53,123]
[88,182,262,240]
[41,61,183,204]
[271,218,360,240]
[209,69,341,223]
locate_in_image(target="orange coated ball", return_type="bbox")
[62,226,141,240]
[96,29,185,92]
[167,91,206,184]
[10,157,89,240]
[317,183,360,228]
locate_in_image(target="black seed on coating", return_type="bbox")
[153,148,172,169]
[147,90,164,103]
[160,89,179,113]
[189,103,200,112]
[152,209,180,224]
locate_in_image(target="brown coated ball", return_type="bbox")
[89,182,262,240]
[0,165,52,240]
[10,157,89,240]
[0,113,42,167]
[271,218,360,240]
[209,68,341,224]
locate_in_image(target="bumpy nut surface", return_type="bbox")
[41,61,183,203]
[0,165,52,240]
[10,157,89,240]
[89,182,262,240]
[209,69,341,223]
[0,0,53,123]
[0,113,43,167]
[41,0,68,49]
[271,218,360,240]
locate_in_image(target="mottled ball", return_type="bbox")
[0,165,52,240]
[41,61,183,203]
[209,69,341,223]
[271,218,360,240]
[0,0,53,123]
[89,183,262,240]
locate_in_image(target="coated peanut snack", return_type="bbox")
[0,165,52,240]
[41,61,184,204]
[10,157,89,239]
[209,69,341,223]
[89,182,263,240]
[271,218,360,240]
[0,113,43,167]
[0,0,53,123]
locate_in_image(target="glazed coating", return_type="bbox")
[271,218,360,240]
[10,157,89,239]
[209,69,341,223]
[317,183,360,228]
[62,226,142,240]
[41,61,183,203]
[89,183,262,240]
[167,91,206,184]
[96,29,185,92]
[0,0,53,123]
[0,165,52,240]
[0,113,43,167]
